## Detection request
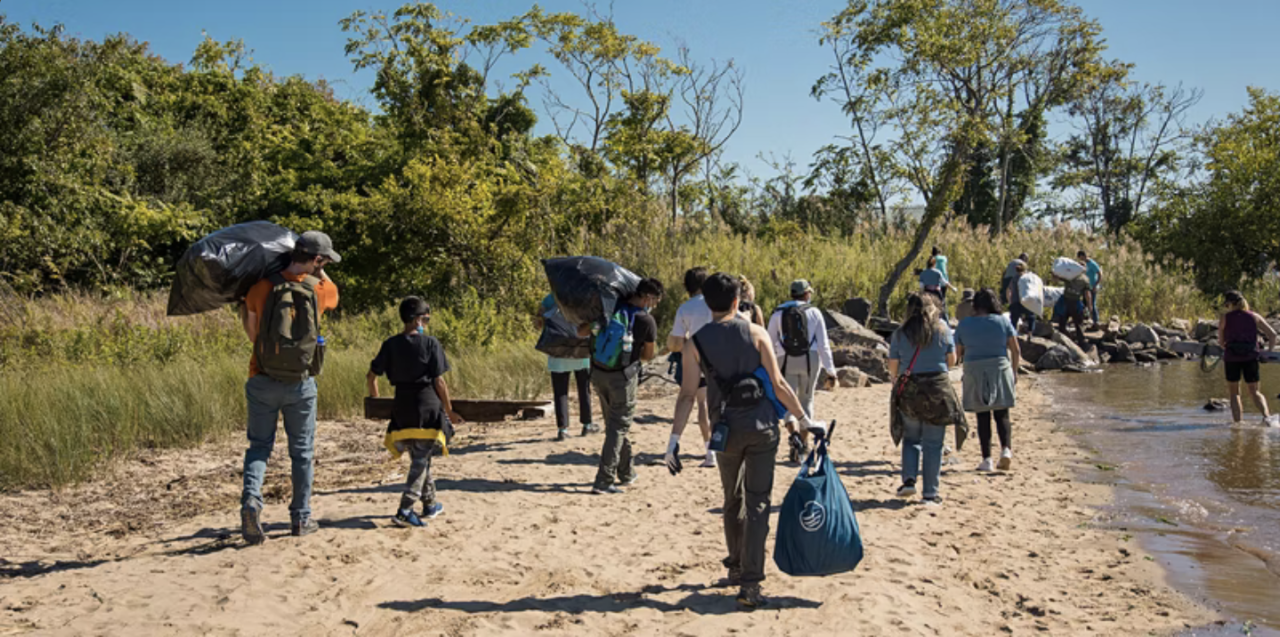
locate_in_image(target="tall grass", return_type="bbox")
[0,223,1245,488]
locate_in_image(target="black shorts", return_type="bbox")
[1225,359,1260,384]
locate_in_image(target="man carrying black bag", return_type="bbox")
[663,273,824,609]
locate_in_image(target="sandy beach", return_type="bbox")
[0,375,1218,636]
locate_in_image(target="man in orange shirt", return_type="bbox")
[240,230,340,544]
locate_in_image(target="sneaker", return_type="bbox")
[896,481,917,498]
[581,423,601,436]
[290,517,320,537]
[617,474,639,487]
[1263,415,1279,428]
[422,502,444,519]
[997,448,1013,471]
[240,507,265,545]
[700,450,718,468]
[591,484,624,495]
[923,496,944,507]
[736,584,767,609]
[393,508,426,528]
[976,458,995,472]
[556,428,569,441]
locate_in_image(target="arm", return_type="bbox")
[1254,313,1277,351]
[766,311,784,360]
[1007,336,1022,376]
[434,376,464,424]
[753,324,808,419]
[666,335,685,354]
[946,351,957,368]
[1218,315,1226,346]
[367,371,380,398]
[242,305,258,344]
[888,357,900,378]
[811,310,837,376]
[955,344,965,365]
[668,339,703,440]
[641,341,657,362]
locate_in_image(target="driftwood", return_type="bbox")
[363,397,551,423]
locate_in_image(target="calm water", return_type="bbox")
[1050,362,1280,635]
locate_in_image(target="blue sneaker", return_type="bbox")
[422,502,444,519]
[393,508,426,528]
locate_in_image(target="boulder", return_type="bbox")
[1032,319,1056,339]
[836,367,871,388]
[1154,347,1180,360]
[1110,341,1136,364]
[1193,319,1218,342]
[842,298,873,325]
[1170,318,1192,333]
[1036,345,1076,371]
[1049,330,1095,367]
[821,310,888,350]
[1152,324,1189,341]
[1016,336,1057,366]
[1097,341,1119,358]
[832,345,889,383]
[1134,351,1158,363]
[1125,323,1159,346]
[867,316,900,338]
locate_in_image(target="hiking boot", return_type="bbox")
[240,507,266,546]
[736,584,767,609]
[726,566,743,587]
[997,447,1013,471]
[617,474,639,487]
[923,495,944,507]
[422,502,444,519]
[591,484,624,495]
[290,517,320,537]
[556,428,569,441]
[581,423,601,436]
[393,508,426,528]
[896,480,917,498]
[976,458,995,472]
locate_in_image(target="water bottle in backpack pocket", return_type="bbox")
[593,306,639,369]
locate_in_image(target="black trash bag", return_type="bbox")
[166,221,298,316]
[542,256,641,327]
[534,306,591,359]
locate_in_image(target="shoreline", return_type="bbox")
[0,377,1219,635]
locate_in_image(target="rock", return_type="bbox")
[1032,320,1055,339]
[842,298,872,325]
[1050,331,1093,367]
[867,316,900,338]
[1170,318,1191,333]
[1134,351,1158,363]
[1204,398,1228,411]
[1193,319,1218,342]
[1036,345,1076,371]
[1125,323,1159,346]
[1016,336,1057,366]
[832,346,889,383]
[1155,347,1179,360]
[1110,341,1136,364]
[1097,341,1119,358]
[836,367,871,388]
[821,310,887,350]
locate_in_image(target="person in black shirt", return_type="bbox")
[591,277,664,495]
[367,297,464,528]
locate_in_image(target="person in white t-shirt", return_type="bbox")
[666,267,717,468]
[767,279,836,460]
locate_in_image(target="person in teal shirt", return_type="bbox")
[536,294,599,441]
[1077,250,1103,325]
[931,246,950,283]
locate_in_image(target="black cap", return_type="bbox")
[399,297,431,323]
[297,230,341,263]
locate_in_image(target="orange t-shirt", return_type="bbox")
[246,273,340,378]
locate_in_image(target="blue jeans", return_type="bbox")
[242,375,318,520]
[900,413,947,499]
[1089,285,1101,324]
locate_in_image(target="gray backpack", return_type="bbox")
[255,273,321,382]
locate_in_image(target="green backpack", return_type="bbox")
[255,273,321,383]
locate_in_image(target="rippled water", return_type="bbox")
[1050,362,1280,635]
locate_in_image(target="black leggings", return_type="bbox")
[976,409,1011,459]
[551,369,592,430]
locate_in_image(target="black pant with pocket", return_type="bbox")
[717,425,780,585]
[551,369,592,430]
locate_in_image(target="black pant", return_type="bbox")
[717,425,780,585]
[551,369,592,430]
[1010,301,1036,334]
[976,409,1011,459]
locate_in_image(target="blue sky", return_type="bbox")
[4,0,1277,180]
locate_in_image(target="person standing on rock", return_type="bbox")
[1005,260,1037,335]
[889,293,967,505]
[919,256,957,320]
[535,294,599,441]
[1078,250,1104,327]
[590,278,663,495]
[954,289,1021,472]
[668,267,717,468]
[239,231,341,544]
[1219,291,1278,425]
[767,279,837,460]
[663,273,819,608]
[1001,252,1030,309]
[1055,265,1092,345]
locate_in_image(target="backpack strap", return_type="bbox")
[691,332,731,409]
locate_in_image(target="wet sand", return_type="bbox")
[0,376,1216,635]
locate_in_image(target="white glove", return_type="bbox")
[664,434,683,475]
[799,416,828,438]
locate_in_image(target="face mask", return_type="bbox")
[417,326,425,335]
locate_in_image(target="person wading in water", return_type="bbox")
[1219,291,1278,425]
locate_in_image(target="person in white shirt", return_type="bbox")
[666,267,717,468]
[767,279,837,458]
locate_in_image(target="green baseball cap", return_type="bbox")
[790,279,813,296]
